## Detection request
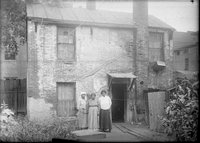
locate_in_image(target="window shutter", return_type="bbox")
[57,82,76,117]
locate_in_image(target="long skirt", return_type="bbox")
[78,109,88,129]
[99,109,112,131]
[88,107,99,130]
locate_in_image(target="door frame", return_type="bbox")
[110,78,129,122]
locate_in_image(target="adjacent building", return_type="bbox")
[173,31,198,79]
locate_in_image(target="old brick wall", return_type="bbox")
[27,20,173,122]
[148,29,174,90]
[27,22,135,121]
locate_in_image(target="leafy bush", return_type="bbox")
[0,102,78,142]
[0,101,18,142]
[160,78,198,141]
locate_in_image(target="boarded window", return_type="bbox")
[149,32,164,61]
[57,27,75,61]
[57,82,76,117]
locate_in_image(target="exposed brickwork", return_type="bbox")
[27,20,173,122]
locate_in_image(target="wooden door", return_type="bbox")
[148,91,166,132]
[112,84,126,122]
[57,82,76,117]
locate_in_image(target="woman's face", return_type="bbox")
[101,91,106,97]
[81,94,85,99]
[91,94,96,100]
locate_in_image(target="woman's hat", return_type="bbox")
[80,92,86,95]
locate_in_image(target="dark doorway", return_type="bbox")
[111,83,126,122]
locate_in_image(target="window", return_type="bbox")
[184,48,188,54]
[185,58,189,70]
[5,48,16,60]
[57,27,75,61]
[149,32,164,61]
[176,51,180,56]
[57,82,76,117]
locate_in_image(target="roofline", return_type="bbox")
[173,43,198,51]
[148,26,175,32]
[28,17,137,29]
[28,17,174,31]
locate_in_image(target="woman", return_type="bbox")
[87,93,99,130]
[98,89,112,132]
[77,92,88,129]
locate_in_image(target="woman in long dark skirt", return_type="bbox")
[98,89,112,132]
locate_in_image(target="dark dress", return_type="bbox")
[99,95,112,132]
[99,109,112,132]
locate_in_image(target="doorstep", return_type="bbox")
[71,129,106,141]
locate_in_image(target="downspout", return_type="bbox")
[133,28,138,123]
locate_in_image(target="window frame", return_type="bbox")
[185,58,189,71]
[57,26,76,63]
[149,32,165,62]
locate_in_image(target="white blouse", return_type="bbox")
[99,95,112,110]
[78,98,87,110]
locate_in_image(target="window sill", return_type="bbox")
[57,59,76,64]
[3,59,16,61]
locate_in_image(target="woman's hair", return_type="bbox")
[101,89,106,94]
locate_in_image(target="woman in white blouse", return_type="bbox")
[98,89,112,132]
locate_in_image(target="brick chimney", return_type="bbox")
[86,0,96,10]
[132,0,149,123]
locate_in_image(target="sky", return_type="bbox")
[73,0,199,32]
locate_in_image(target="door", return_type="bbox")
[111,83,126,122]
[57,82,76,117]
[148,91,166,132]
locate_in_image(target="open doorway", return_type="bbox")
[111,83,127,122]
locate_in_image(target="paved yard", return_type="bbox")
[71,123,175,142]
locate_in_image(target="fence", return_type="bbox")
[0,79,27,115]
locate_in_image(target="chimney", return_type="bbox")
[132,0,149,123]
[86,0,96,10]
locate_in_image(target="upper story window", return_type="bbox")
[57,27,75,61]
[5,48,16,60]
[149,32,164,61]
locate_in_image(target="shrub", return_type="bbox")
[0,102,78,142]
[160,78,199,141]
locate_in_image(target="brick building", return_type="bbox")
[173,31,198,79]
[26,1,174,123]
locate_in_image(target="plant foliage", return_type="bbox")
[160,77,199,141]
[0,101,77,142]
[1,0,26,55]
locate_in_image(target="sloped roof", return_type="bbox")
[27,3,175,30]
[173,31,198,50]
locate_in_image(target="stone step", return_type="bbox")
[72,129,106,141]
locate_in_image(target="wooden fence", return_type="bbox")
[0,79,27,115]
